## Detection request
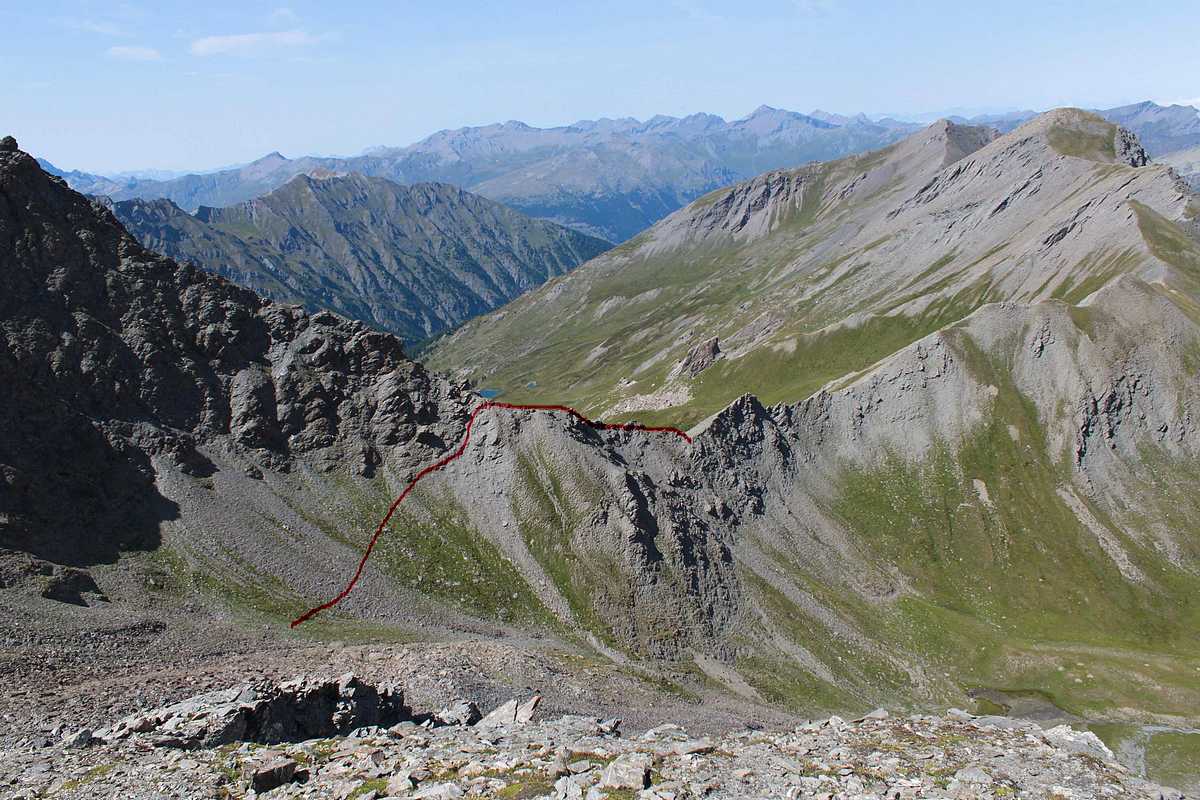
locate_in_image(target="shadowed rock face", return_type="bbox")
[0,145,471,566]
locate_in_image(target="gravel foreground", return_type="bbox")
[1,674,1189,800]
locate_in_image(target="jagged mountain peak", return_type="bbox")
[808,109,849,125]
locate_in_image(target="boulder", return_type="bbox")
[599,753,652,790]
[1043,725,1114,761]
[387,772,416,794]
[250,757,306,792]
[411,783,464,799]
[477,695,540,728]
[433,699,481,727]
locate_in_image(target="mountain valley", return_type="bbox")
[4,106,1200,797]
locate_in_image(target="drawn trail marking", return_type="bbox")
[290,401,691,627]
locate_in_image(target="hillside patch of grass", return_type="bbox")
[825,330,1200,718]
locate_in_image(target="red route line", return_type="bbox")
[290,401,692,628]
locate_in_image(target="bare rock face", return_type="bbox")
[0,145,471,566]
[678,337,721,377]
[1115,125,1151,167]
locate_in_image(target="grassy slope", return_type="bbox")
[157,123,1200,727]
[429,122,1176,432]
[735,321,1200,720]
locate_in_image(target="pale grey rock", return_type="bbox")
[1043,725,1114,761]
[476,695,540,728]
[433,700,481,727]
[514,695,541,725]
[387,771,415,794]
[954,765,992,784]
[974,715,1029,730]
[411,783,464,799]
[475,699,518,728]
[553,774,585,800]
[600,753,652,790]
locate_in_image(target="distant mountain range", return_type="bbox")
[42,108,931,242]
[39,100,1200,245]
[107,173,610,343]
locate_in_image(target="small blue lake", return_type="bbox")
[478,388,503,399]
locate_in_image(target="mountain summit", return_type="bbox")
[110,173,609,342]
[428,110,1194,424]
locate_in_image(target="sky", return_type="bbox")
[3,0,1199,174]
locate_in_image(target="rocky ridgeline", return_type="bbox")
[0,676,1187,800]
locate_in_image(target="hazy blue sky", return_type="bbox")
[4,0,1198,173]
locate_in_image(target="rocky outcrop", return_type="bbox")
[674,337,721,377]
[1115,125,1152,167]
[0,144,472,567]
[4,692,1186,800]
[99,674,543,750]
[105,674,411,749]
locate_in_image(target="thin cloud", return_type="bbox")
[189,29,325,56]
[61,17,129,36]
[106,45,162,61]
